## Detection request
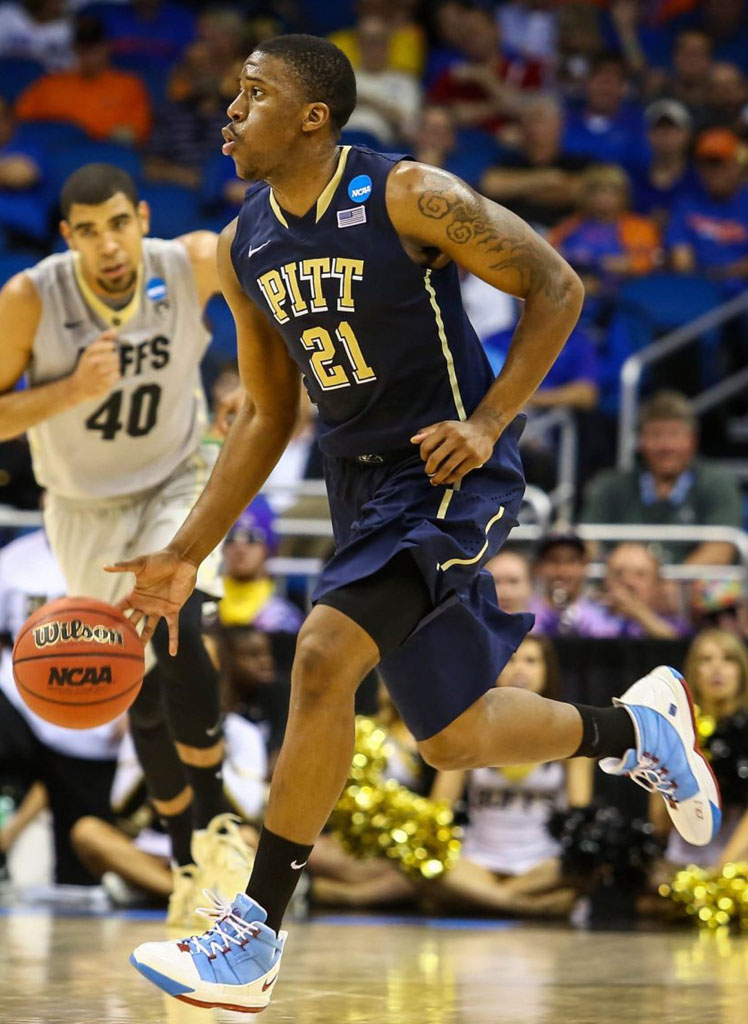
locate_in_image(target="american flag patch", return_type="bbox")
[337,206,367,228]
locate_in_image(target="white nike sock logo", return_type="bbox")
[290,859,307,870]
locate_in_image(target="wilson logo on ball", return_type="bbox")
[48,665,114,686]
[33,620,124,649]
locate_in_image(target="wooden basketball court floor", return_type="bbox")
[1,907,746,1024]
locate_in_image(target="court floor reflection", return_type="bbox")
[0,910,745,1024]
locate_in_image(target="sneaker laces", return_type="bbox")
[180,890,260,958]
[626,752,678,806]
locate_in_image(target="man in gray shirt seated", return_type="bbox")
[582,390,743,565]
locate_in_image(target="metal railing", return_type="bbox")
[523,407,578,521]
[617,289,748,469]
[3,508,745,583]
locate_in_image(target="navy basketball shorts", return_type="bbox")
[313,419,534,741]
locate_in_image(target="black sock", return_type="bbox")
[161,804,195,867]
[183,761,231,830]
[572,704,637,759]
[246,827,314,933]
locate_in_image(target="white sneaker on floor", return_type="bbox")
[600,665,721,846]
[131,891,285,1013]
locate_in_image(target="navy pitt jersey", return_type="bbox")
[231,145,497,457]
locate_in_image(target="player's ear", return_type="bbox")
[59,219,74,250]
[302,101,331,134]
[137,199,151,235]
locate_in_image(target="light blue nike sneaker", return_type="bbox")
[600,665,722,846]
[130,892,286,1013]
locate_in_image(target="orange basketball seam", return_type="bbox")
[13,652,144,664]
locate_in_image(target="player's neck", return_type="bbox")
[268,144,341,218]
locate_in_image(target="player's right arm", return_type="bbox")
[0,273,121,441]
[108,219,301,652]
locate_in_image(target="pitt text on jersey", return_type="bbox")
[256,257,377,392]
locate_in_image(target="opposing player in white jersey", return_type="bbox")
[0,163,250,920]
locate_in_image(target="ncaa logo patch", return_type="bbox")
[146,277,168,302]
[347,174,372,203]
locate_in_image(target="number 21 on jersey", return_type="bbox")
[301,321,376,391]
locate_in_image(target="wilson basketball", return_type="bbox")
[12,596,144,729]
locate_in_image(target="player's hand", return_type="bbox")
[104,548,198,655]
[213,385,245,437]
[411,419,495,486]
[70,330,121,402]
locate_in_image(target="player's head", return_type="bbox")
[60,163,149,296]
[223,34,357,180]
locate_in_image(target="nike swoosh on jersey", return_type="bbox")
[247,240,271,258]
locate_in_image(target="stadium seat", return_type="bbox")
[340,129,384,151]
[14,120,89,150]
[137,181,202,237]
[0,250,38,285]
[47,140,143,195]
[204,292,237,359]
[111,55,169,106]
[0,57,45,103]
[601,274,724,413]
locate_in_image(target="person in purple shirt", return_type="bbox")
[668,127,748,296]
[587,542,691,640]
[562,53,647,169]
[530,531,609,638]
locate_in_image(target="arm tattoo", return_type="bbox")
[417,178,572,307]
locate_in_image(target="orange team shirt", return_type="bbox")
[16,69,152,144]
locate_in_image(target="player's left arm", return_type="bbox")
[387,163,584,486]
[178,230,222,309]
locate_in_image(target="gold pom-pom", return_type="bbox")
[694,704,717,759]
[661,862,748,930]
[329,717,462,880]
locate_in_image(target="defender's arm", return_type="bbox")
[0,274,120,441]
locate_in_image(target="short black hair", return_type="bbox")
[60,163,138,219]
[253,33,357,135]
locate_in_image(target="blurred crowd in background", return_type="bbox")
[0,0,746,929]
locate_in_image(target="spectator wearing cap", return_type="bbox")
[562,53,647,168]
[480,94,590,231]
[588,542,691,640]
[582,390,744,566]
[668,127,748,297]
[219,496,304,634]
[530,532,609,637]
[15,14,151,144]
[631,99,698,229]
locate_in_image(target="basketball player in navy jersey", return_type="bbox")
[117,36,720,1011]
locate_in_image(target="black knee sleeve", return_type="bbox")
[128,668,187,802]
[150,590,222,749]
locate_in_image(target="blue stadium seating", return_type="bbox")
[14,120,89,150]
[0,57,45,103]
[0,250,38,285]
[600,274,723,413]
[138,181,202,237]
[46,140,143,196]
[204,293,237,359]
